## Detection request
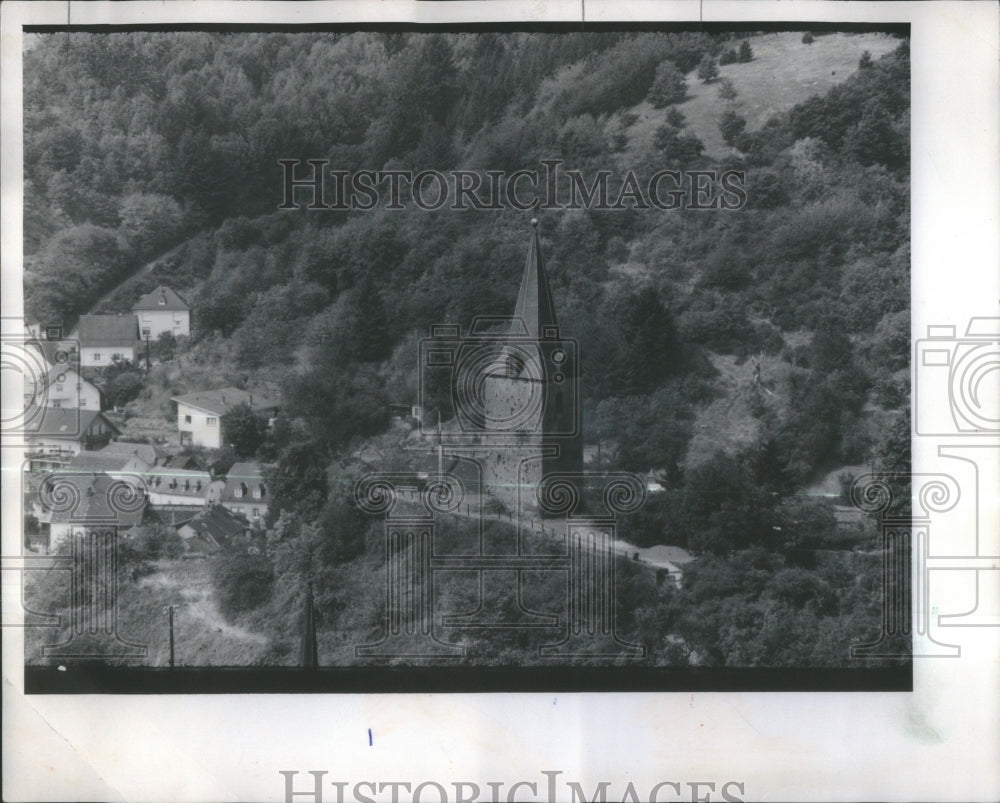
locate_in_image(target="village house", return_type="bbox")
[44,472,148,550]
[25,408,121,470]
[65,449,151,480]
[97,440,170,469]
[77,314,140,367]
[219,461,269,522]
[175,504,251,556]
[143,465,219,509]
[25,364,103,412]
[170,387,278,449]
[133,285,191,339]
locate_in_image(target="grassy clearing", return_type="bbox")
[625,31,903,159]
[25,558,272,667]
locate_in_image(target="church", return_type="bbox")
[423,220,584,513]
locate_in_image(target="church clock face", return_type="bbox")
[455,342,544,432]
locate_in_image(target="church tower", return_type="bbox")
[478,220,583,510]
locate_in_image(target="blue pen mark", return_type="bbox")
[368,728,373,746]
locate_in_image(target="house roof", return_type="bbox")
[98,441,167,468]
[133,285,190,312]
[145,467,213,498]
[45,472,147,527]
[26,339,76,367]
[220,461,268,503]
[77,314,139,348]
[65,451,137,473]
[170,387,278,417]
[32,408,121,439]
[160,453,202,470]
[177,503,249,546]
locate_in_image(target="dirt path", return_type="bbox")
[66,235,202,336]
[139,566,267,645]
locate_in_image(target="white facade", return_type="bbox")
[80,344,137,368]
[36,367,102,411]
[144,467,215,507]
[176,401,224,448]
[136,309,190,339]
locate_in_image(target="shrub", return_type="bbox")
[696,54,719,83]
[719,110,748,147]
[802,32,814,44]
[212,547,275,620]
[648,61,688,107]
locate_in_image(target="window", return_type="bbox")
[112,353,122,361]
[207,417,217,426]
[252,508,260,517]
[252,484,263,499]
[55,383,63,392]
[93,353,102,361]
[142,328,150,337]
[159,297,166,306]
[52,401,61,409]
[184,414,192,424]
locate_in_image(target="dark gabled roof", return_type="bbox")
[220,461,268,503]
[178,504,249,542]
[78,314,139,347]
[32,408,121,439]
[170,387,278,417]
[45,472,147,527]
[133,285,190,312]
[160,453,202,470]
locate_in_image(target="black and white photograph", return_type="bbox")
[14,21,914,686]
[1,1,997,801]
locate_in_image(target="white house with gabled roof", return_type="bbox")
[170,387,278,449]
[133,285,190,339]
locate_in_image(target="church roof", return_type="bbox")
[511,222,559,339]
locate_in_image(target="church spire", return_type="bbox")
[511,219,558,338]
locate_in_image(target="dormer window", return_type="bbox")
[253,484,264,499]
[236,482,248,499]
[158,295,166,306]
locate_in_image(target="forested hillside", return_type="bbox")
[24,30,910,667]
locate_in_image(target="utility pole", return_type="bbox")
[168,605,175,668]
